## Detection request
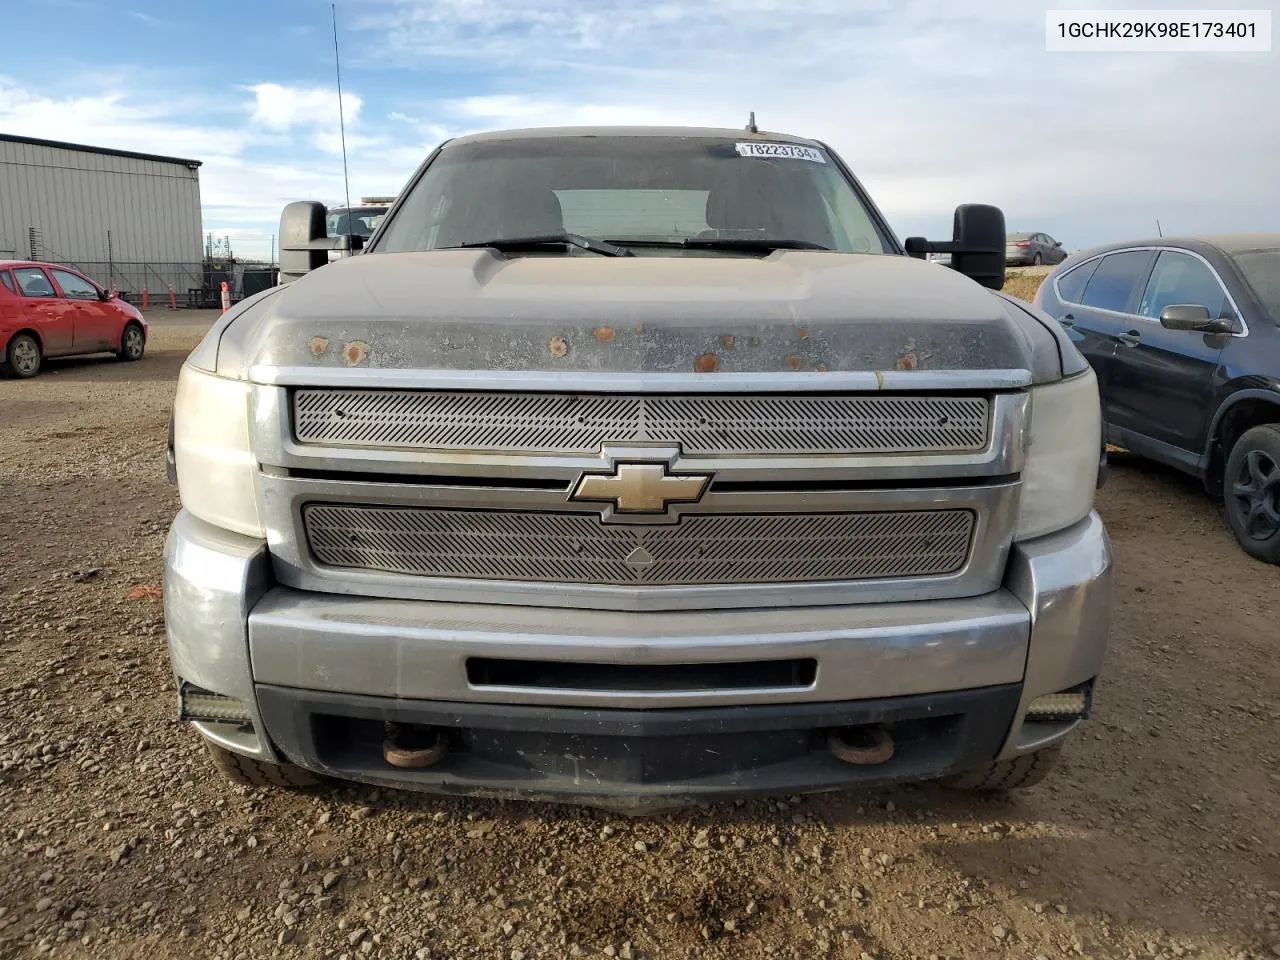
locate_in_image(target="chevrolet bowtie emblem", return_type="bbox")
[571,462,711,515]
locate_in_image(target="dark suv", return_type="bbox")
[1035,234,1280,562]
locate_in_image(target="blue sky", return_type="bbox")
[1,0,1276,259]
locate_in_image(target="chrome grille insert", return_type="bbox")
[292,390,990,455]
[303,504,975,585]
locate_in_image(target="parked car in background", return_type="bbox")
[1008,231,1067,266]
[1035,233,1280,562]
[0,260,147,378]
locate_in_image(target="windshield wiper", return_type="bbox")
[452,234,633,257]
[679,238,831,251]
[604,238,831,253]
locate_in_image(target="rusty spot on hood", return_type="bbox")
[797,327,809,340]
[309,336,329,357]
[549,336,568,358]
[633,323,644,334]
[343,341,370,366]
[721,335,736,349]
[593,327,616,343]
[694,353,719,373]
[815,363,827,372]
[785,354,803,371]
[896,336,919,371]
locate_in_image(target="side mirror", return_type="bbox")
[1158,304,1231,333]
[1054,240,1064,247]
[98,288,112,301]
[903,203,1006,290]
[279,201,363,283]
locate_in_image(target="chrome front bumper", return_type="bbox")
[163,508,1112,772]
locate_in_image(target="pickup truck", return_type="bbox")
[163,124,1113,811]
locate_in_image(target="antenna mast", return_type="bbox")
[332,3,352,215]
[1155,217,1163,237]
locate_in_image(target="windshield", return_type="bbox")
[326,207,387,239]
[1232,249,1280,323]
[372,136,893,255]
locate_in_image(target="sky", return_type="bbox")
[0,0,1276,260]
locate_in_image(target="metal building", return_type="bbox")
[0,133,202,300]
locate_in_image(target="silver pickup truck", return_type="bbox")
[164,125,1112,811]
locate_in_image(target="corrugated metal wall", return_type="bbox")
[0,138,202,280]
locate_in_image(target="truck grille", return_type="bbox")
[302,504,975,585]
[292,390,990,456]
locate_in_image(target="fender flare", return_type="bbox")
[1200,388,1280,471]
[3,326,44,353]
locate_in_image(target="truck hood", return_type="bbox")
[215,249,1063,384]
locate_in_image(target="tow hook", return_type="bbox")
[827,724,895,765]
[382,723,448,769]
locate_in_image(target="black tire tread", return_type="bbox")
[1223,424,1280,564]
[3,332,41,379]
[942,744,1063,792]
[116,321,145,361]
[206,742,321,788]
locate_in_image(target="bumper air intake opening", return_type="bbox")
[1024,680,1094,723]
[1014,680,1094,749]
[178,682,253,726]
[465,657,818,693]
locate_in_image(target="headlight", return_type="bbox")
[172,363,264,538]
[1015,368,1101,541]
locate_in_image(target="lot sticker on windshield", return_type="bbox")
[735,142,826,163]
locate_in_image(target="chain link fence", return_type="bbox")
[47,260,278,308]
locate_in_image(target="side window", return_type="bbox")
[13,267,56,298]
[1137,251,1229,320]
[1080,251,1153,313]
[0,271,14,293]
[50,269,100,301]
[1055,258,1101,303]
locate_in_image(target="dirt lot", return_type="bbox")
[1,292,1277,960]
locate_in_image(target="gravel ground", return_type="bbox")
[1,307,1277,960]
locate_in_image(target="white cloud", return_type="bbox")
[443,94,703,128]
[246,83,361,131]
[0,77,247,162]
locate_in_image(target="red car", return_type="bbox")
[0,260,148,378]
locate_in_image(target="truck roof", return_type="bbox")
[442,125,825,148]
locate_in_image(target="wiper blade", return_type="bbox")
[679,238,831,251]
[452,234,633,257]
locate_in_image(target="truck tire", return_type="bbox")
[941,743,1063,792]
[206,742,322,789]
[1223,424,1280,565]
